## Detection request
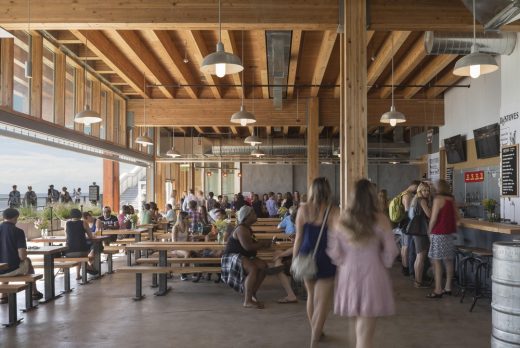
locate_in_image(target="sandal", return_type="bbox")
[426,292,443,299]
[442,289,452,296]
[277,297,298,304]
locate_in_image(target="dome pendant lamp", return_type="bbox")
[453,0,499,79]
[200,0,243,78]
[380,36,406,127]
[166,127,181,158]
[135,74,154,147]
[231,31,256,126]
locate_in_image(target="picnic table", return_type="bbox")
[251,225,282,232]
[31,236,111,277]
[27,245,68,303]
[101,227,148,242]
[255,232,290,240]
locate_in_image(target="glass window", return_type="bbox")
[100,90,107,140]
[64,63,76,129]
[42,46,55,122]
[13,31,31,115]
[83,79,93,135]
[113,98,120,144]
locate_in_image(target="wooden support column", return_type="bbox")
[54,51,66,126]
[307,97,319,188]
[342,0,368,204]
[103,159,120,210]
[155,162,166,209]
[30,33,43,118]
[1,38,14,108]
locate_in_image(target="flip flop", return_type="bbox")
[277,298,298,304]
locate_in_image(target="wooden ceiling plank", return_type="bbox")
[379,37,427,99]
[425,72,465,99]
[221,30,243,98]
[152,30,199,99]
[257,31,269,99]
[287,30,302,98]
[401,54,458,99]
[114,30,176,98]
[367,31,411,91]
[310,31,337,97]
[186,30,222,99]
[70,30,149,98]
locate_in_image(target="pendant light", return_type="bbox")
[135,74,154,146]
[251,146,265,158]
[200,0,243,77]
[244,130,262,146]
[166,127,181,158]
[24,0,32,79]
[453,0,499,78]
[380,36,406,127]
[231,31,256,126]
[74,35,102,125]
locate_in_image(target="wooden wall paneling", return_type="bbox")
[120,97,127,146]
[54,51,66,126]
[307,97,319,187]
[443,139,500,171]
[75,65,85,132]
[106,89,114,142]
[1,38,14,108]
[30,33,43,118]
[343,0,368,197]
[287,30,302,98]
[91,78,101,137]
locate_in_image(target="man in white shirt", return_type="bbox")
[182,189,197,211]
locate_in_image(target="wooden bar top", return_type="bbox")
[460,218,520,234]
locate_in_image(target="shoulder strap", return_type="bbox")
[312,205,332,259]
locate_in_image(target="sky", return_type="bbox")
[0,136,136,194]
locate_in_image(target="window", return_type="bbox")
[64,62,76,129]
[83,79,93,135]
[42,46,55,122]
[13,31,31,115]
[100,90,107,139]
[113,97,120,144]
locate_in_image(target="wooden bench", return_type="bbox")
[0,274,43,312]
[135,257,221,265]
[117,266,221,300]
[33,261,80,293]
[60,257,90,285]
[102,246,121,274]
[0,284,28,327]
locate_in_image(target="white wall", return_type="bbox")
[440,70,501,141]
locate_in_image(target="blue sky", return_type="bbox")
[0,136,135,194]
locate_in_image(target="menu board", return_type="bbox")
[446,167,454,192]
[89,184,100,201]
[502,144,518,197]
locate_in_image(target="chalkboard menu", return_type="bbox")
[89,184,100,201]
[502,144,518,197]
[446,167,454,192]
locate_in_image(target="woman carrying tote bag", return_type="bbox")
[292,177,339,348]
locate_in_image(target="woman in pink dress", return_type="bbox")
[327,179,398,348]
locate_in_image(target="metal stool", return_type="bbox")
[469,249,493,312]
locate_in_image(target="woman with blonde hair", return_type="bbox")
[408,182,431,288]
[327,179,398,348]
[293,177,339,347]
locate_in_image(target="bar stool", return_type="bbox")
[454,245,479,294]
[469,249,493,312]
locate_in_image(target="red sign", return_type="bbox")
[464,170,485,183]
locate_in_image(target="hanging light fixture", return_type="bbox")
[380,36,406,127]
[24,0,32,79]
[453,0,499,79]
[200,0,243,77]
[135,74,154,146]
[231,31,256,126]
[166,127,181,158]
[251,146,265,158]
[244,133,262,146]
[74,35,102,125]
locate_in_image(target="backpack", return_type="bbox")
[389,191,407,223]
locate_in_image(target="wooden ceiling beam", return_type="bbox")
[127,98,444,127]
[425,71,465,99]
[401,54,458,99]
[248,127,255,136]
[379,37,426,99]
[230,126,238,135]
[266,126,271,136]
[186,30,222,99]
[310,31,337,97]
[0,0,338,30]
[287,30,302,98]
[70,30,149,98]
[151,30,199,99]
[257,31,269,99]
[299,126,307,136]
[54,30,82,44]
[212,127,221,134]
[367,30,375,45]
[221,30,243,98]
[194,126,205,135]
[113,30,176,98]
[283,126,289,136]
[367,31,411,91]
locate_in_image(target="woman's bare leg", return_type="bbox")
[304,279,316,326]
[310,278,334,348]
[432,259,443,294]
[414,251,427,284]
[355,317,377,348]
[444,258,454,291]
[241,257,262,308]
[251,258,267,300]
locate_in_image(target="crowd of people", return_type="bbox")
[7,184,84,208]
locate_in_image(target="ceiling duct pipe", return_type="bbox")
[424,31,516,56]
[460,0,520,31]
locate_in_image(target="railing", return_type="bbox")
[120,166,147,195]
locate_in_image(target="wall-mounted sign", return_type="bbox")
[502,144,518,197]
[464,170,485,183]
[428,152,440,181]
[446,167,454,192]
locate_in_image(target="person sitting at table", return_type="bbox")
[278,206,297,236]
[172,212,192,281]
[97,206,120,245]
[188,200,201,233]
[118,205,131,229]
[149,202,161,222]
[222,195,231,209]
[83,211,97,233]
[221,206,271,309]
[65,209,99,279]
[0,208,43,303]
[271,246,298,304]
[140,203,152,225]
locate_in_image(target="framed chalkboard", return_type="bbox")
[89,184,100,201]
[501,144,518,197]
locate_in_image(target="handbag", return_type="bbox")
[291,205,331,281]
[406,200,428,236]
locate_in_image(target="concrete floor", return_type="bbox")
[1,256,492,348]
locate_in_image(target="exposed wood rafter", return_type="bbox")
[186,30,222,99]
[310,31,337,97]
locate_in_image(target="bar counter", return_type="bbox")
[460,218,520,234]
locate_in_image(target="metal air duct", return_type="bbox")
[461,0,520,31]
[424,31,516,55]
[266,31,291,110]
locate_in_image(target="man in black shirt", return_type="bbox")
[96,206,119,244]
[0,209,43,302]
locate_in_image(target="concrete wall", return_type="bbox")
[368,164,422,198]
[410,131,439,160]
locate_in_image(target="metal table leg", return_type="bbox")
[155,250,170,296]
[40,254,61,303]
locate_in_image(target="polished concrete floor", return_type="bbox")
[1,256,492,348]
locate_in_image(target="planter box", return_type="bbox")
[18,218,64,240]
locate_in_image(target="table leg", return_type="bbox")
[155,250,170,296]
[90,242,103,280]
[127,250,132,266]
[135,234,142,260]
[40,254,61,303]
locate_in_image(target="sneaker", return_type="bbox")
[180,274,188,281]
[32,291,44,300]
[86,268,99,276]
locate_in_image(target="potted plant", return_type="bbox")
[482,198,497,222]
